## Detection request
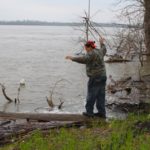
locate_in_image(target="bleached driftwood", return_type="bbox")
[107,76,132,94]
[0,111,88,122]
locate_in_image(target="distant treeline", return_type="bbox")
[0,20,140,28]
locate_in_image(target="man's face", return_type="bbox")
[84,46,91,52]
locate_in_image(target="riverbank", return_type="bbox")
[1,113,150,150]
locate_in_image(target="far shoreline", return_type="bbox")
[0,20,136,28]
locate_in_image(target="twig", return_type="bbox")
[46,96,54,108]
[15,85,21,103]
[58,99,64,109]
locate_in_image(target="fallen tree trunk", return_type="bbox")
[0,111,88,122]
[0,120,84,145]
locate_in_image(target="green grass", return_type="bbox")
[1,114,150,150]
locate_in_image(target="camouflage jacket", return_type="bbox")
[72,44,106,77]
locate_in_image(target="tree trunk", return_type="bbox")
[144,0,150,54]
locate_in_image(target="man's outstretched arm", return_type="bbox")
[65,54,92,64]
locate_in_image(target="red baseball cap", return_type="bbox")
[85,40,96,48]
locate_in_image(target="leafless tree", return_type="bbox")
[144,0,150,55]
[117,0,150,55]
[110,24,145,62]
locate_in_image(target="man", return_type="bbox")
[66,38,107,118]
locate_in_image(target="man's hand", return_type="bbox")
[65,56,73,60]
[99,37,105,45]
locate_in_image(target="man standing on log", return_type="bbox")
[66,38,107,118]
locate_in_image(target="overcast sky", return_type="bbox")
[0,0,119,23]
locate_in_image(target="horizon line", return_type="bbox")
[0,20,121,24]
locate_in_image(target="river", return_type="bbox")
[0,25,149,118]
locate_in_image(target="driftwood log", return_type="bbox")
[0,120,84,145]
[0,111,88,122]
[0,111,91,145]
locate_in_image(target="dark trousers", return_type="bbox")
[85,75,106,116]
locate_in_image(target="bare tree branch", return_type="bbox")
[0,84,13,102]
[15,85,21,103]
[46,79,70,108]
